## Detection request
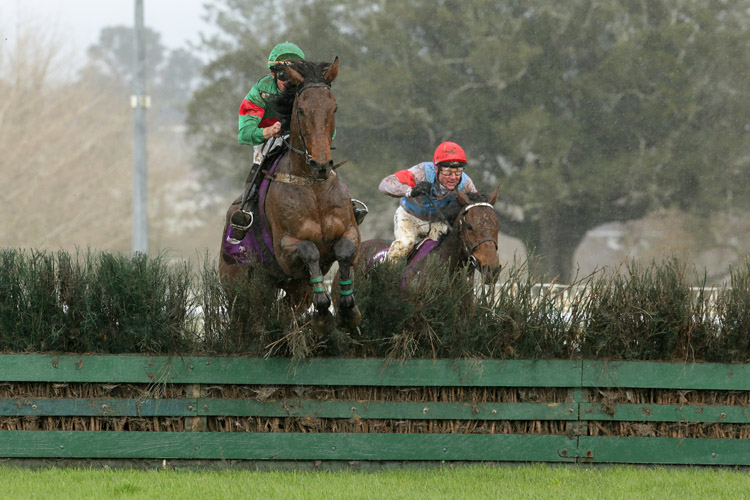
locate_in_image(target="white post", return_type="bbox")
[132,0,149,254]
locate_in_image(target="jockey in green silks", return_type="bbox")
[230,42,366,242]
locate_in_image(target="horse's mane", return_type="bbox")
[441,191,490,225]
[266,60,334,131]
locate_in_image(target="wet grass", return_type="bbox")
[0,464,748,500]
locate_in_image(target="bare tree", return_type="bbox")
[0,23,221,262]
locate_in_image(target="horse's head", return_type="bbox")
[454,187,501,276]
[278,58,339,182]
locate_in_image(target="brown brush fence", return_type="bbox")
[1,354,750,466]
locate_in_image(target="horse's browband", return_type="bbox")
[459,202,495,217]
[296,82,331,95]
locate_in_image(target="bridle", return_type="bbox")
[282,82,333,167]
[456,202,499,268]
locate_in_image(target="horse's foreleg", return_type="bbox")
[333,237,361,329]
[294,240,333,327]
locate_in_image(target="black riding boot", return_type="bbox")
[229,162,263,242]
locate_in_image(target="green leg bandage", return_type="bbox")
[311,276,325,293]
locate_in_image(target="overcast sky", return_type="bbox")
[1,0,212,63]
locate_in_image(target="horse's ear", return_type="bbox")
[323,57,339,85]
[488,185,499,205]
[285,66,304,87]
[456,189,470,206]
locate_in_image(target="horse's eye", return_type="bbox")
[334,106,338,114]
[297,109,305,116]
[465,222,473,231]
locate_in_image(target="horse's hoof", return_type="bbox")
[337,292,356,312]
[313,292,332,312]
[312,308,334,333]
[337,305,362,330]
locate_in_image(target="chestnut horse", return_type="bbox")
[220,58,361,330]
[360,188,501,283]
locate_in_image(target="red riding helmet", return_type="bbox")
[433,141,467,165]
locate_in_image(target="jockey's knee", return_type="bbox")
[387,239,412,261]
[426,223,449,241]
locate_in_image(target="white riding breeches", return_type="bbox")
[253,136,286,165]
[388,206,450,261]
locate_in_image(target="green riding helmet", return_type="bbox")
[267,42,306,68]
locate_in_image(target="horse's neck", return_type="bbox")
[435,226,463,264]
[282,134,306,176]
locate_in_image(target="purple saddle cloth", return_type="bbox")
[369,239,440,269]
[222,156,282,266]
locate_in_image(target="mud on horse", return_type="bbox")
[220,58,361,331]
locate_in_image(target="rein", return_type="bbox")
[424,192,452,233]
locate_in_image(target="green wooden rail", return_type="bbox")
[1,354,749,465]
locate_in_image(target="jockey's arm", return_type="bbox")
[379,164,426,198]
[460,174,479,194]
[238,76,278,146]
[238,104,267,146]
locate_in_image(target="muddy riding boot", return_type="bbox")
[352,199,369,226]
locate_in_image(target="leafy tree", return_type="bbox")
[187,0,750,281]
[82,25,166,90]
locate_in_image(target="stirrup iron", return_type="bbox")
[229,209,254,243]
[352,198,369,225]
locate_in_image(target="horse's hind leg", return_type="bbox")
[334,237,362,329]
[295,240,334,332]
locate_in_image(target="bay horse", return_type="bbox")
[220,58,361,331]
[359,187,501,284]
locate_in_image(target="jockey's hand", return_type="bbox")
[263,122,282,139]
[407,181,433,198]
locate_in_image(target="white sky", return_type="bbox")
[1,0,212,63]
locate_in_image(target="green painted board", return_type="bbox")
[0,355,580,387]
[580,436,750,465]
[0,398,196,417]
[0,431,576,462]
[583,361,750,390]
[4,355,750,391]
[0,398,576,421]
[581,403,750,424]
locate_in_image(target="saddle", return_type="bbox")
[223,153,286,270]
[406,238,440,266]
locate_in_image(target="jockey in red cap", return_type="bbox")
[378,141,478,261]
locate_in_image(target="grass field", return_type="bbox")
[1,463,749,499]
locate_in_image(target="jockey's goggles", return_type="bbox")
[273,69,289,82]
[271,62,294,82]
[437,162,465,176]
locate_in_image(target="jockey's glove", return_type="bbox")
[407,181,433,198]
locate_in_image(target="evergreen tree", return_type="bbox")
[187,0,750,281]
